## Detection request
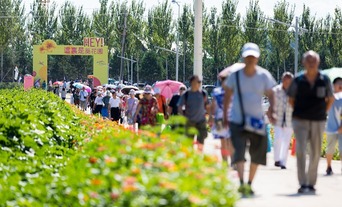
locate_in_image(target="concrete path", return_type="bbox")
[67,94,342,207]
[203,135,342,207]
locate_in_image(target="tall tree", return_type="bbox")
[28,0,58,44]
[269,0,294,77]
[203,7,222,82]
[0,0,25,81]
[146,0,173,79]
[326,9,342,67]
[220,0,242,65]
[178,4,194,82]
[243,0,267,44]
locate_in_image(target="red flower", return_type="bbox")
[89,157,97,164]
[110,192,120,200]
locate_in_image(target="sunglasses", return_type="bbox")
[180,88,186,91]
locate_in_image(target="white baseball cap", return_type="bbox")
[241,43,260,58]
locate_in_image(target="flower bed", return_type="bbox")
[0,89,237,206]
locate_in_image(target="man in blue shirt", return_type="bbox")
[325,77,342,175]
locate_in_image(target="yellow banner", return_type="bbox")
[33,39,108,86]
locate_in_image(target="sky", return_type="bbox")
[24,0,341,19]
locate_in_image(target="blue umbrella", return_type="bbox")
[73,83,84,89]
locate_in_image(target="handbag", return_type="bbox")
[236,70,266,136]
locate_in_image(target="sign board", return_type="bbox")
[24,75,34,90]
[33,39,108,87]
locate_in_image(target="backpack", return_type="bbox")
[183,90,207,106]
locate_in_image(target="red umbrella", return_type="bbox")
[218,63,245,79]
[154,80,185,99]
[53,81,63,85]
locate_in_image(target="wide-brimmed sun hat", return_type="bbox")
[144,85,153,94]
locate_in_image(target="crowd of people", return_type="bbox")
[48,42,342,198]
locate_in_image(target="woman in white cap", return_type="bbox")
[134,85,159,126]
[126,89,138,125]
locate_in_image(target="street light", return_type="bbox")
[155,46,184,80]
[172,0,180,82]
[265,16,308,76]
[193,0,203,80]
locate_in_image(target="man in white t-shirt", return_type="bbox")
[223,43,276,196]
[79,87,89,111]
[108,91,122,122]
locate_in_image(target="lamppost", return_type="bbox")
[172,0,180,82]
[117,55,136,85]
[193,0,203,80]
[155,46,183,80]
[265,16,308,76]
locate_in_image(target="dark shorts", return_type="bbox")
[185,120,208,144]
[230,123,267,165]
[111,107,121,122]
[94,105,103,114]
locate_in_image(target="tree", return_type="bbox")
[220,0,242,65]
[140,51,163,84]
[243,0,267,44]
[0,0,25,81]
[326,9,342,68]
[203,7,222,82]
[269,0,294,78]
[146,0,173,79]
[178,4,194,82]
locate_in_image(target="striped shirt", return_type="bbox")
[273,84,293,128]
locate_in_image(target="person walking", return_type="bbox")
[154,88,169,120]
[134,85,159,127]
[126,89,138,125]
[168,85,186,116]
[109,91,122,122]
[273,72,294,169]
[79,87,89,111]
[42,81,47,90]
[73,88,80,108]
[209,74,234,165]
[287,50,334,193]
[178,75,209,151]
[93,92,104,115]
[325,77,342,175]
[101,91,111,118]
[61,88,67,101]
[223,43,276,196]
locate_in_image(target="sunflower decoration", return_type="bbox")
[42,40,57,52]
[39,46,46,53]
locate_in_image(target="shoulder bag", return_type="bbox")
[236,70,266,136]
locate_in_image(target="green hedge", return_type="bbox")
[0,89,237,206]
[0,82,23,89]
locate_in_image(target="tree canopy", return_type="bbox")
[1,0,342,84]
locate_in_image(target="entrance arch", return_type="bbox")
[33,38,108,86]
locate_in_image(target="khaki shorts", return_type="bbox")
[185,120,208,144]
[326,134,342,155]
[80,100,87,109]
[230,123,267,165]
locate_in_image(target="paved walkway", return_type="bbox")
[203,135,342,207]
[67,95,342,207]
